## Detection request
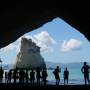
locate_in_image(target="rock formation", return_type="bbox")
[14,37,46,69]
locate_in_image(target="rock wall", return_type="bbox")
[1,2,90,48]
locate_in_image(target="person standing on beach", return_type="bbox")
[30,69,35,85]
[5,71,8,83]
[41,68,48,86]
[53,66,61,85]
[81,62,90,85]
[0,67,4,83]
[63,67,69,85]
[36,67,41,85]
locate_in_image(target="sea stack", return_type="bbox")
[14,37,46,69]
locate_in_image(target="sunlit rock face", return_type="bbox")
[14,38,46,69]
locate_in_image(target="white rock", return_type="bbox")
[14,38,46,69]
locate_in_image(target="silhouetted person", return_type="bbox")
[30,69,35,85]
[25,69,29,83]
[5,71,8,83]
[8,69,12,83]
[63,67,69,85]
[36,67,41,85]
[19,68,25,83]
[0,67,4,83]
[42,68,48,86]
[53,66,61,85]
[81,62,90,85]
[13,68,18,83]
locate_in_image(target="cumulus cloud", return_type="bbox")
[61,39,82,52]
[33,31,56,52]
[1,31,56,53]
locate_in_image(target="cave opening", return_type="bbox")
[0,17,90,84]
[0,17,90,65]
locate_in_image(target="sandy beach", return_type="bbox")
[0,83,90,90]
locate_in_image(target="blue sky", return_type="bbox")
[0,17,90,64]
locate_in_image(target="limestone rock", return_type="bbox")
[14,38,46,69]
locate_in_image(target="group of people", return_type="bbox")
[0,67,48,85]
[53,66,69,85]
[0,62,90,85]
[53,62,90,85]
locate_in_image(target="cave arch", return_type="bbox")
[0,1,90,48]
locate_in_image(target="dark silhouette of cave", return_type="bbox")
[0,1,90,48]
[1,2,90,89]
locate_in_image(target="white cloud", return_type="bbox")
[1,44,16,52]
[1,38,21,53]
[34,31,56,46]
[1,31,56,53]
[33,31,56,52]
[61,39,82,52]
